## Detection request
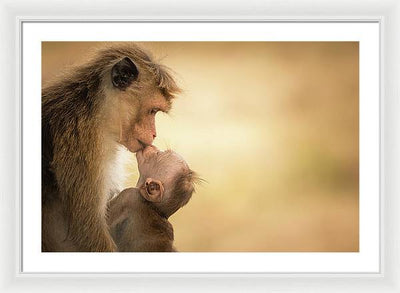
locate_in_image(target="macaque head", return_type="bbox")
[136,146,198,218]
[102,44,180,153]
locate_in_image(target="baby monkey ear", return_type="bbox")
[111,57,139,90]
[140,178,164,203]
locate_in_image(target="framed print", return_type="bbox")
[25,23,377,274]
[1,0,399,292]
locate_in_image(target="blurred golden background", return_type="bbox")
[42,42,359,252]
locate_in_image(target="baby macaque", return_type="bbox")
[107,146,198,252]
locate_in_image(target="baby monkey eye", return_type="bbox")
[149,108,160,115]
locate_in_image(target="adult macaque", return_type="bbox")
[108,146,198,252]
[42,43,180,252]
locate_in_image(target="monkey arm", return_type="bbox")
[64,186,118,252]
[107,188,139,227]
[107,188,143,252]
[55,159,118,252]
[107,189,176,252]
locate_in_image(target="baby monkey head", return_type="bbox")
[136,146,198,218]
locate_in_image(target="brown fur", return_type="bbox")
[42,43,180,252]
[107,160,197,252]
[162,170,197,217]
[108,188,176,252]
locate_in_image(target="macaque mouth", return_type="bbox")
[138,140,147,149]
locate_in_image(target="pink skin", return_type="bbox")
[136,145,164,202]
[136,145,160,165]
[135,145,183,193]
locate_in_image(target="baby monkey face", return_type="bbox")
[136,146,189,183]
[136,146,190,200]
[136,146,197,217]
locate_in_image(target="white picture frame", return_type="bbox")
[1,0,399,292]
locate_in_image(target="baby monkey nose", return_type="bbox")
[142,145,160,158]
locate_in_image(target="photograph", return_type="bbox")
[41,41,359,253]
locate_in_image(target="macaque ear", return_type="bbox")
[111,57,139,90]
[140,178,164,203]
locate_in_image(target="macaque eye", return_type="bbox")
[146,181,160,195]
[149,108,160,115]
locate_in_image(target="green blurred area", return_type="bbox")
[42,42,359,252]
